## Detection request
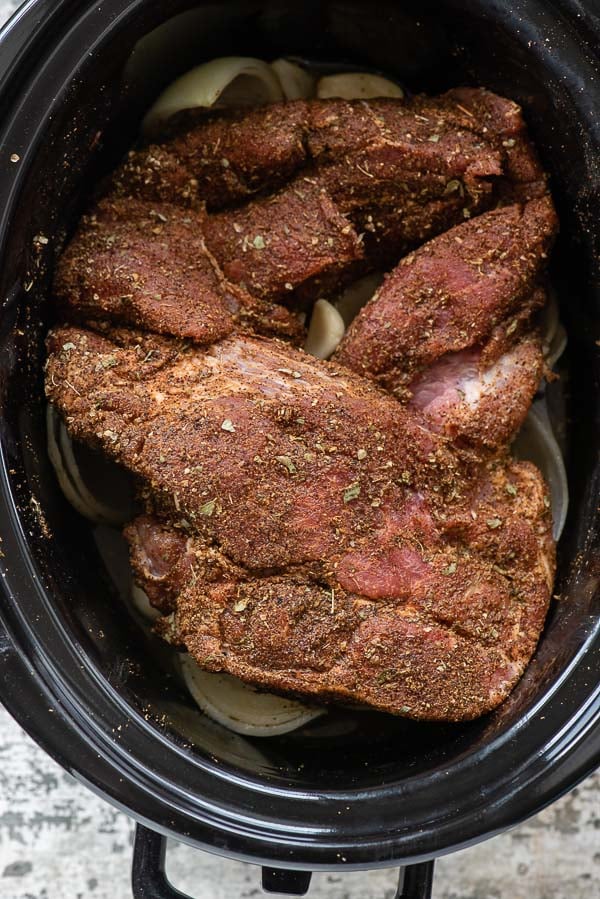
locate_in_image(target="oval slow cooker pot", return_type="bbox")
[0,1,599,896]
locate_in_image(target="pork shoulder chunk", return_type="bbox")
[45,325,554,721]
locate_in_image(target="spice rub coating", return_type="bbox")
[46,325,465,567]
[45,325,554,721]
[414,87,548,202]
[106,92,547,302]
[112,93,512,216]
[204,180,365,302]
[55,198,303,343]
[335,197,557,448]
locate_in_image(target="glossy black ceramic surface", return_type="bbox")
[0,0,598,872]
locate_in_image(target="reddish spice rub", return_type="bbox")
[120,102,312,209]
[45,325,554,721]
[204,180,365,302]
[412,88,548,201]
[104,93,547,303]
[110,94,507,284]
[54,197,303,343]
[112,97,504,211]
[335,196,557,449]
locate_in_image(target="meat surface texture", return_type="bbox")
[113,96,506,213]
[45,325,555,721]
[54,197,303,343]
[204,180,365,302]
[335,196,557,449]
[65,91,548,318]
[107,94,515,299]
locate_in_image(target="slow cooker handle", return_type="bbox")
[132,824,435,898]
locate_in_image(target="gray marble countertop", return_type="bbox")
[0,1,598,897]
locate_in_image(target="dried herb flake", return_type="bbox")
[276,455,296,474]
[343,482,361,503]
[199,499,216,517]
[486,517,503,529]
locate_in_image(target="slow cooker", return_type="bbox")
[0,1,598,896]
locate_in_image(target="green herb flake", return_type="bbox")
[442,562,457,576]
[199,499,216,517]
[221,419,235,433]
[252,235,266,250]
[505,483,518,496]
[276,455,296,474]
[233,598,248,613]
[62,342,76,353]
[343,482,361,503]
[486,517,503,529]
[101,355,118,369]
[443,178,464,197]
[357,448,367,461]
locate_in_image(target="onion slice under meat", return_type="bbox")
[304,299,346,359]
[180,655,324,736]
[130,583,162,622]
[271,58,316,100]
[142,56,284,136]
[47,404,132,526]
[540,289,567,369]
[335,272,384,327]
[316,72,405,100]
[512,399,568,541]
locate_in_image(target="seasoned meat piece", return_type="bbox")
[125,454,552,723]
[413,87,548,201]
[46,326,465,567]
[112,97,504,213]
[45,325,554,721]
[117,102,312,209]
[204,180,365,302]
[407,336,544,448]
[104,92,546,302]
[335,197,557,447]
[55,197,303,343]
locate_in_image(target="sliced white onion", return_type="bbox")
[180,655,324,736]
[142,57,284,136]
[304,299,346,359]
[130,583,162,622]
[545,322,567,370]
[512,398,568,541]
[539,289,560,350]
[47,405,131,526]
[317,72,404,100]
[335,272,384,327]
[271,58,315,100]
[539,289,567,369]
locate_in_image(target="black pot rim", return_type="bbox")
[0,0,598,871]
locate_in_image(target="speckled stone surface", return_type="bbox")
[0,2,598,897]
